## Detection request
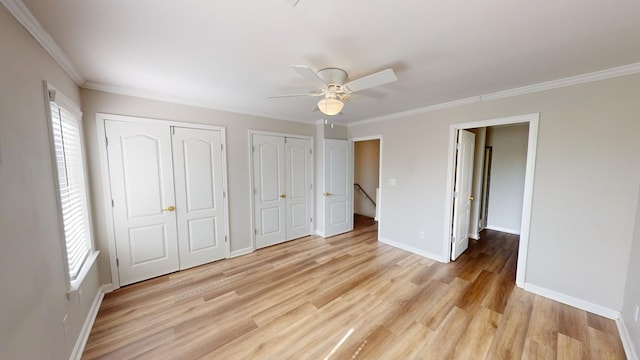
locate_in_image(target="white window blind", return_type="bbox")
[49,96,92,281]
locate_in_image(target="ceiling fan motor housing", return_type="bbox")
[317,68,348,86]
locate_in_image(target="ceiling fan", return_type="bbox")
[270,65,398,116]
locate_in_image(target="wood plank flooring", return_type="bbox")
[83,216,626,359]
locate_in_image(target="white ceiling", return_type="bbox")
[18,0,640,123]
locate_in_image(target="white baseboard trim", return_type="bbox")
[523,283,619,320]
[230,247,253,258]
[69,284,109,360]
[616,317,639,360]
[485,225,520,235]
[315,230,326,238]
[469,233,480,240]
[101,283,116,293]
[378,237,448,263]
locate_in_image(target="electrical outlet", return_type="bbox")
[389,178,396,186]
[634,304,639,322]
[62,315,69,337]
[418,231,425,239]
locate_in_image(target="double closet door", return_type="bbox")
[106,120,228,286]
[252,134,312,249]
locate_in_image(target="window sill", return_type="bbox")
[67,251,100,297]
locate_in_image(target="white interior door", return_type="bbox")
[285,137,312,240]
[451,130,476,260]
[253,134,286,248]
[172,127,227,270]
[323,139,354,237]
[106,120,179,286]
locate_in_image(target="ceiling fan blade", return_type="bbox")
[344,68,397,93]
[268,91,324,98]
[292,65,328,89]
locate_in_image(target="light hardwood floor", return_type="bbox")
[83,216,626,359]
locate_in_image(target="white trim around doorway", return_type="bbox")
[443,113,539,288]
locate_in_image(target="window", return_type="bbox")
[46,84,95,289]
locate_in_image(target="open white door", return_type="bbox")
[323,139,354,237]
[105,120,179,286]
[451,130,476,261]
[253,134,286,248]
[285,137,312,240]
[172,127,227,270]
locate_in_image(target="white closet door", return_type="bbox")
[253,134,286,248]
[285,137,312,240]
[172,127,227,270]
[105,120,179,286]
[323,139,354,237]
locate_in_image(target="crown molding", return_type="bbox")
[1,0,85,85]
[349,62,640,128]
[348,96,482,127]
[83,81,314,125]
[481,62,640,101]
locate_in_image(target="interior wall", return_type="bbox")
[484,124,529,234]
[354,140,380,218]
[468,128,486,238]
[622,185,640,356]
[348,73,640,312]
[81,89,316,286]
[0,5,101,359]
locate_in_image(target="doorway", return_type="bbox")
[444,114,539,287]
[353,139,380,220]
[351,135,382,234]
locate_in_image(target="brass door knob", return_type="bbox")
[280,194,286,198]
[323,192,333,197]
[468,196,474,201]
[162,205,175,212]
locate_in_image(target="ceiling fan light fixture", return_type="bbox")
[317,97,344,116]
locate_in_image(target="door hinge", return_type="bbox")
[111,199,115,207]
[171,126,175,135]
[310,217,313,223]
[456,142,461,149]
[310,149,312,155]
[252,145,255,152]
[116,258,119,266]
[220,144,223,151]
[225,235,228,243]
[254,188,257,195]
[310,184,313,190]
[451,236,456,243]
[223,191,226,198]
[255,229,258,235]
[453,191,458,198]
[105,137,109,146]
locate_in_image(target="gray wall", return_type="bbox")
[348,73,640,313]
[354,140,380,218]
[485,124,528,233]
[0,6,101,359]
[81,89,316,286]
[622,186,640,356]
